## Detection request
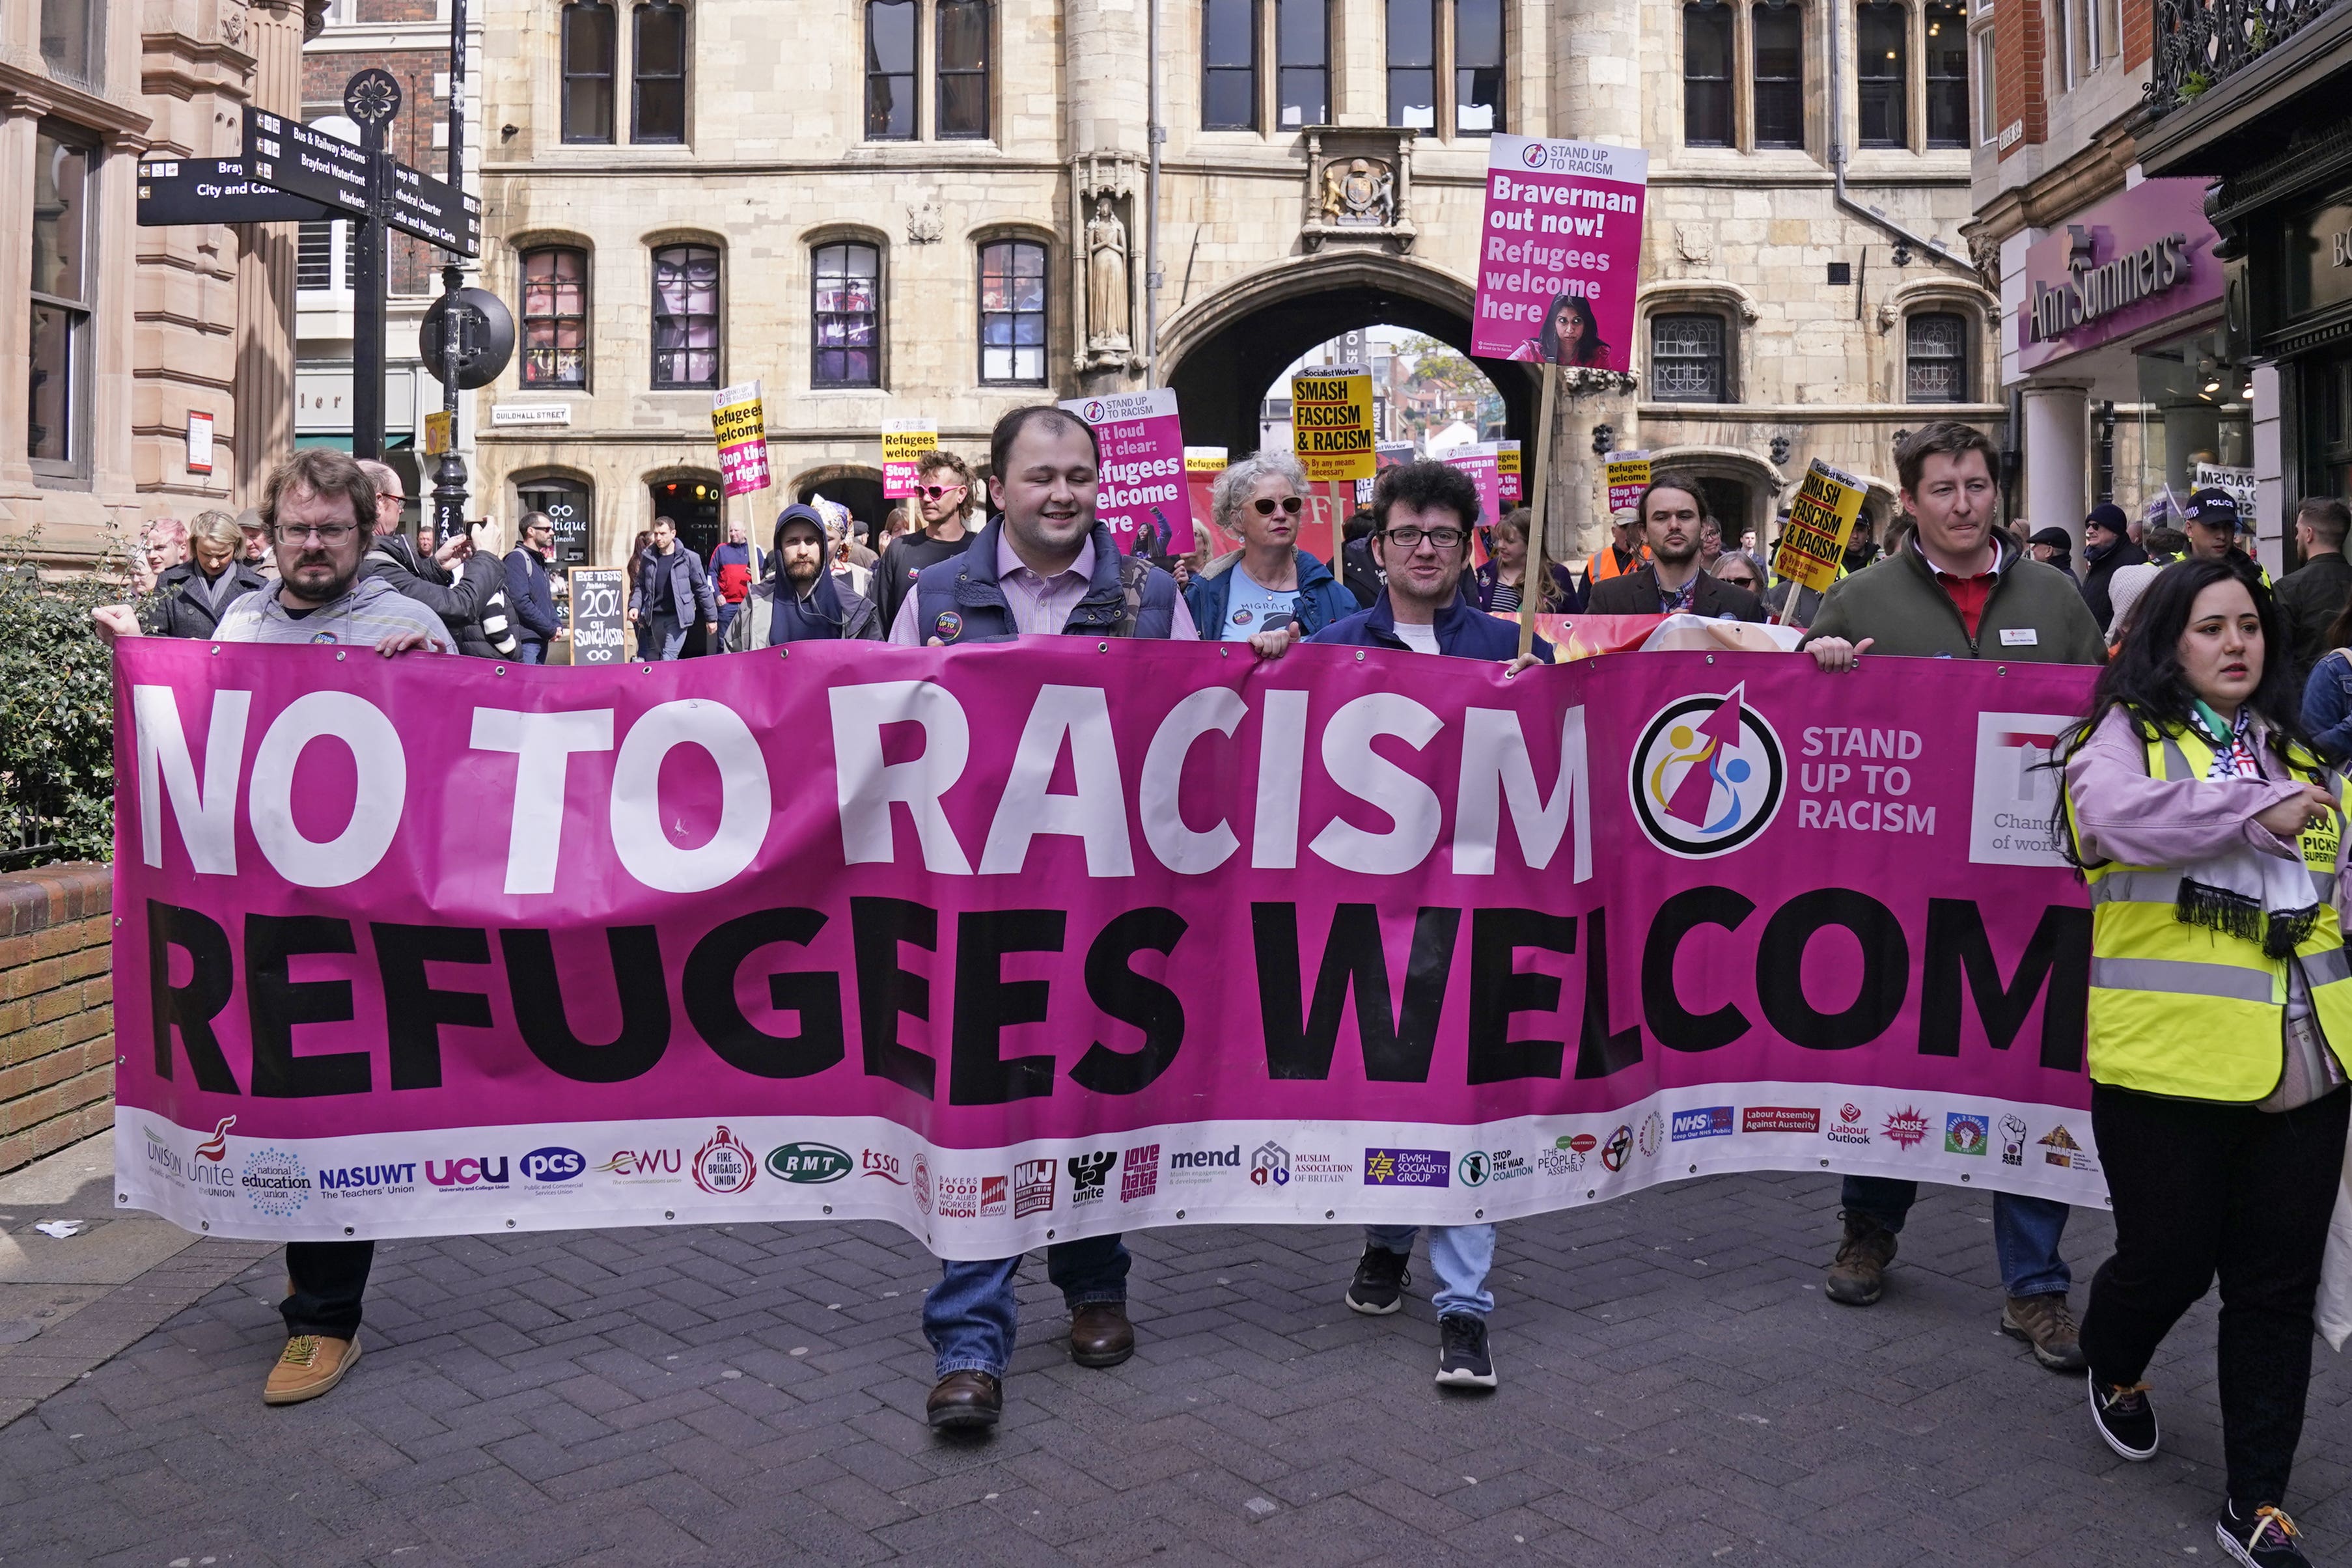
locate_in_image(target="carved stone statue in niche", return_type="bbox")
[1321,157,1395,227]
[1086,193,1131,351]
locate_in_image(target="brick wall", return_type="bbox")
[1994,0,2051,158]
[0,866,115,1175]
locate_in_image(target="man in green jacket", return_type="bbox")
[1801,419,2104,1374]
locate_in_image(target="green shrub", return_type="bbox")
[0,531,132,870]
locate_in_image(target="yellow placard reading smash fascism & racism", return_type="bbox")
[1772,458,1869,593]
[1291,366,1376,482]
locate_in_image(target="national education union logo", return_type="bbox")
[1629,683,1787,858]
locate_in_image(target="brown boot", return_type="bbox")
[1068,1301,1135,1368]
[2001,1293,2087,1370]
[926,1370,1002,1432]
[1824,1211,1898,1306]
[262,1334,361,1405]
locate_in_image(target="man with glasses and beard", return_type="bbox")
[1254,459,1547,1389]
[90,450,446,1408]
[876,448,981,627]
[721,504,885,647]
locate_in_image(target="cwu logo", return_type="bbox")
[1629,684,1786,858]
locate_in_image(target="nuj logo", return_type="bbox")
[426,1157,510,1189]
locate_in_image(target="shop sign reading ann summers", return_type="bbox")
[2017,177,2224,372]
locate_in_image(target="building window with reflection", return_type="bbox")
[518,477,594,567]
[865,0,916,139]
[1456,0,1504,133]
[1857,1,1907,148]
[1753,4,1804,148]
[561,0,616,142]
[812,241,881,389]
[1683,3,1734,146]
[1277,0,1328,130]
[1905,312,1969,403]
[978,240,1047,385]
[631,1,687,143]
[1387,0,1437,128]
[650,243,719,389]
[937,0,991,137]
[1924,1,1967,147]
[29,128,95,477]
[38,0,103,88]
[521,248,590,388]
[1652,313,1730,403]
[1203,0,1258,130]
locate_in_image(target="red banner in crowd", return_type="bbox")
[113,639,2105,1257]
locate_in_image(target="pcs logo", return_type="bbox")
[519,1147,585,1184]
[1630,683,1786,858]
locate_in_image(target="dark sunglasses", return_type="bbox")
[919,484,964,500]
[1252,497,1305,516]
[1720,573,1758,588]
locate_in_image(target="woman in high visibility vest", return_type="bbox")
[2058,557,2350,1568]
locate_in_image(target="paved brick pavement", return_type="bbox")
[0,1166,2345,1567]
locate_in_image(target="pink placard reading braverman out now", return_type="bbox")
[1062,388,1187,558]
[1471,135,1649,374]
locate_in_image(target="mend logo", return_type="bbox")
[1670,1107,1734,1142]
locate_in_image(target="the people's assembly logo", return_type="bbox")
[1629,683,1786,858]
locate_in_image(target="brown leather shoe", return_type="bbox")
[1069,1301,1135,1368]
[262,1334,361,1405]
[926,1369,1002,1431]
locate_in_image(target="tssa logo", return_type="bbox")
[519,1147,585,1184]
[426,1157,510,1189]
[1630,685,1786,857]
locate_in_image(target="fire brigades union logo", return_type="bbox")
[691,1127,758,1195]
[1629,684,1786,858]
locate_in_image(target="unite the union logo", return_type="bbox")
[1629,683,1787,857]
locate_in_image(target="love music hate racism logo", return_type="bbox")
[1629,684,1787,858]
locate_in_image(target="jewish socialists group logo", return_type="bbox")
[1629,684,1786,857]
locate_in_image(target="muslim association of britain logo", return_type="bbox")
[1629,683,1786,858]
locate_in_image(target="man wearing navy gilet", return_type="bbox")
[892,405,1198,1433]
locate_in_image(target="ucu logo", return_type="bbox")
[425,1157,510,1189]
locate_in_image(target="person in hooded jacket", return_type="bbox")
[143,510,268,639]
[1183,451,1358,640]
[721,504,885,648]
[355,459,518,659]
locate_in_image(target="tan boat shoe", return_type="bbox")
[262,1334,361,1406]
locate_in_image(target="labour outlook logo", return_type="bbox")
[1629,683,1786,857]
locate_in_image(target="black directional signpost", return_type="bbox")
[136,158,335,227]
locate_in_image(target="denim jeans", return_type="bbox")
[1364,1224,1497,1318]
[1840,1175,2072,1297]
[715,602,741,646]
[924,1232,1129,1378]
[651,611,689,661]
[282,1240,372,1338]
[515,640,546,665]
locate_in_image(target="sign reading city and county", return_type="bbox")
[136,159,336,227]
[383,161,482,257]
[242,109,372,217]
[112,636,2114,1258]
[2017,176,2223,372]
[1471,135,1649,372]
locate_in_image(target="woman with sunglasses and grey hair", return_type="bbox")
[1185,450,1358,645]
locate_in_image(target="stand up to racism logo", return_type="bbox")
[1629,683,1787,857]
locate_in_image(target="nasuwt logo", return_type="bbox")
[1629,685,1786,857]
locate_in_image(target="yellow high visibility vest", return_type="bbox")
[2066,719,2352,1101]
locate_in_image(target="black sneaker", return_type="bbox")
[2087,1371,2159,1461]
[2218,1502,2311,1567]
[1435,1312,1497,1389]
[1345,1245,1411,1315]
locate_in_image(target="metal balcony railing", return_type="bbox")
[2148,0,2350,111]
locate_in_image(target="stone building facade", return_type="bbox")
[3,0,322,570]
[469,0,1997,568]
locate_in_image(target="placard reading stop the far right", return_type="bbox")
[567,568,629,665]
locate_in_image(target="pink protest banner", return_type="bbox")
[710,381,771,499]
[113,639,2103,1258]
[1062,388,1185,557]
[1498,441,1523,507]
[1471,136,1648,372]
[881,419,937,500]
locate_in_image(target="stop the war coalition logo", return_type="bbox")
[1631,685,1786,857]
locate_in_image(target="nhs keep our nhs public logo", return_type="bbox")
[1629,684,1786,859]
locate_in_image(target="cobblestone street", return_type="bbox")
[1,1136,2345,1565]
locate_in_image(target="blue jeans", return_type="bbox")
[924,1233,1129,1379]
[650,611,689,661]
[1841,1176,2072,1297]
[515,640,546,665]
[716,601,741,646]
[1364,1223,1497,1318]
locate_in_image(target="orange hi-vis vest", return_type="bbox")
[1584,543,1649,583]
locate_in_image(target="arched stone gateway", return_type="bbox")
[1160,253,1542,462]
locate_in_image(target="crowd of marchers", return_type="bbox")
[92,406,2352,1568]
